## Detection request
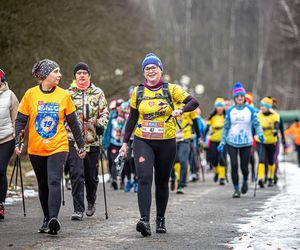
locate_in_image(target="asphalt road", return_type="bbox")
[1,173,279,250]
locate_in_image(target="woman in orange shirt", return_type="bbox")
[15,59,86,235]
[285,118,300,167]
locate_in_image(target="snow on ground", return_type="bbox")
[229,162,300,250]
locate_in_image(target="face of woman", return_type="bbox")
[216,106,224,114]
[234,95,245,105]
[75,70,90,84]
[143,64,162,84]
[260,106,268,113]
[45,67,61,86]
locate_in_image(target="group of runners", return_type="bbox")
[0,53,299,237]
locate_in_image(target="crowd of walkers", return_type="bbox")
[0,53,299,237]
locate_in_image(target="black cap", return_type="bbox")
[73,62,90,76]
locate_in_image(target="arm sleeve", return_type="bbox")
[181,95,199,113]
[203,125,210,139]
[66,111,85,149]
[15,112,28,146]
[279,117,286,142]
[252,111,263,137]
[220,112,230,146]
[123,107,139,143]
[97,91,109,129]
[192,118,201,138]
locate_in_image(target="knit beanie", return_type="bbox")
[232,82,246,98]
[245,92,254,104]
[260,97,273,109]
[142,53,163,72]
[73,62,90,76]
[214,97,225,108]
[32,59,59,80]
[0,69,6,82]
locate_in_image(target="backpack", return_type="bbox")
[136,82,181,129]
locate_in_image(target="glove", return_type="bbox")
[95,125,104,136]
[217,143,224,152]
[258,135,264,143]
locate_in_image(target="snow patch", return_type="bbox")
[229,162,300,250]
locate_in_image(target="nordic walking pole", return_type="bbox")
[99,136,108,219]
[18,156,26,216]
[61,173,65,206]
[254,144,263,197]
[283,151,287,188]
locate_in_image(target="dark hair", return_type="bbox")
[207,108,225,121]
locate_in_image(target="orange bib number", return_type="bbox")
[141,120,165,139]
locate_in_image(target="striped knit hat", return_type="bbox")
[260,97,273,109]
[214,97,225,108]
[245,92,254,104]
[232,82,246,98]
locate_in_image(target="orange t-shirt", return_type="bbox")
[18,86,76,156]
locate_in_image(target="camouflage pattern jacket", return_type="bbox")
[66,82,109,151]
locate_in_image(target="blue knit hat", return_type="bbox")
[142,53,163,72]
[232,82,246,98]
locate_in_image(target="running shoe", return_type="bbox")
[86,203,96,217]
[241,181,248,194]
[71,211,83,220]
[232,190,241,198]
[38,218,49,233]
[124,180,133,192]
[48,217,61,235]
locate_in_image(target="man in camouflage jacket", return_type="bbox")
[66,62,109,220]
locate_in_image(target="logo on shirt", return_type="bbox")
[35,102,59,139]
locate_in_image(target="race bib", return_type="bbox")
[141,120,165,139]
[176,130,184,142]
[35,102,59,139]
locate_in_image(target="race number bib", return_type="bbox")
[35,102,59,139]
[141,120,165,139]
[176,130,184,142]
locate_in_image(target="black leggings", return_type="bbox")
[209,141,227,167]
[133,136,176,218]
[29,152,67,219]
[257,143,276,165]
[0,139,15,203]
[227,145,251,187]
[107,144,121,182]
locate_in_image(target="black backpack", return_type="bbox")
[136,82,182,128]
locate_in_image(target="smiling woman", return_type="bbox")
[14,59,85,236]
[119,53,199,237]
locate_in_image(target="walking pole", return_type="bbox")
[99,136,108,220]
[18,156,26,216]
[197,145,205,182]
[283,151,287,188]
[254,144,263,197]
[61,173,65,206]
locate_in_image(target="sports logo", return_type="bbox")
[35,102,59,139]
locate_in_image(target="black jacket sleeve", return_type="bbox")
[15,112,29,146]
[66,111,85,149]
[123,107,139,143]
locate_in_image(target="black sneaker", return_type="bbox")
[112,181,118,190]
[241,181,248,194]
[156,217,166,234]
[219,178,226,185]
[258,180,264,188]
[273,175,278,185]
[213,173,219,182]
[48,218,61,235]
[232,190,241,198]
[86,203,96,217]
[136,217,151,237]
[71,211,83,220]
[38,218,49,233]
[268,178,274,187]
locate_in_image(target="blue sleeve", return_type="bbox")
[248,105,263,137]
[220,108,231,145]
